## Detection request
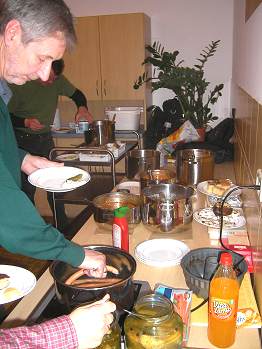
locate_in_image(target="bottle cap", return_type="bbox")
[219,252,233,266]
[114,206,129,218]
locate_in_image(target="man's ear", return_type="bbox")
[4,19,22,46]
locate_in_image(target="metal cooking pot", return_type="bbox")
[140,168,176,191]
[176,148,214,186]
[92,120,115,146]
[49,245,137,312]
[92,192,141,232]
[125,149,160,179]
[141,183,194,233]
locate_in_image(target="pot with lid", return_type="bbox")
[49,245,137,312]
[140,168,176,191]
[141,183,194,233]
[176,148,214,186]
[125,149,160,179]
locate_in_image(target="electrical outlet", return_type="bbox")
[256,169,262,202]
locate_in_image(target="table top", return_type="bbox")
[1,162,261,348]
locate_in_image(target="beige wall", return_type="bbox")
[233,86,262,315]
[232,0,262,315]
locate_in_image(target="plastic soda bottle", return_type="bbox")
[208,252,239,348]
[112,207,129,252]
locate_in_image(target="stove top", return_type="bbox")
[26,280,151,327]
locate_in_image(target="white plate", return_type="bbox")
[28,167,90,192]
[0,265,36,304]
[207,195,242,208]
[197,180,241,198]
[116,181,140,195]
[135,239,190,267]
[56,153,79,161]
[193,207,246,229]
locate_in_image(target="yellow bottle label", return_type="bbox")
[210,297,236,321]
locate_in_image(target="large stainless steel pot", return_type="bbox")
[50,245,137,312]
[141,183,194,233]
[176,148,214,186]
[92,120,115,145]
[125,149,160,179]
[92,192,141,232]
[140,168,176,191]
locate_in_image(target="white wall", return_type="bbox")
[65,0,234,120]
[233,0,262,104]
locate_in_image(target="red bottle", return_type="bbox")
[112,206,129,252]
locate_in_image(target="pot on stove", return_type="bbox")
[141,183,194,233]
[49,245,137,313]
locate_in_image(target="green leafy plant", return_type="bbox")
[134,40,224,129]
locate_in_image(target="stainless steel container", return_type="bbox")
[125,149,160,179]
[93,120,115,145]
[176,149,214,186]
[141,183,194,233]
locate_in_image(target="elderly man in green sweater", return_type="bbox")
[0,0,116,348]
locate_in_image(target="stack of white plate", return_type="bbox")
[135,239,190,267]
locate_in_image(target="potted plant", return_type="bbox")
[134,40,224,140]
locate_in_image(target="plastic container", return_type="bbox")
[124,293,183,349]
[112,206,129,252]
[208,252,239,348]
[105,106,141,130]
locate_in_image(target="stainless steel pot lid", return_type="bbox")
[142,183,194,201]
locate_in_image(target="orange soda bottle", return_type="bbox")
[208,252,239,348]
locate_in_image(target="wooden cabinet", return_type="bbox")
[60,13,151,127]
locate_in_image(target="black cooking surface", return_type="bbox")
[33,280,151,332]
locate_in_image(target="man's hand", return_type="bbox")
[75,106,93,123]
[78,249,107,278]
[24,118,45,131]
[21,154,63,175]
[69,294,116,349]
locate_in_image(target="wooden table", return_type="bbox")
[2,163,261,348]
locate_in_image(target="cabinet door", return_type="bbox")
[63,16,101,100]
[99,13,148,100]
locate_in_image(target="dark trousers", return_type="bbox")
[15,130,68,230]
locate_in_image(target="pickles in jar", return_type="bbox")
[124,294,183,349]
[96,320,121,349]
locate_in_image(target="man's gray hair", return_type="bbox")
[0,0,76,50]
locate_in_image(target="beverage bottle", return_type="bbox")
[112,206,129,252]
[208,252,239,348]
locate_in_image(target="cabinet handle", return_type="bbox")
[103,80,106,96]
[96,80,99,96]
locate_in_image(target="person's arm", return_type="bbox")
[10,112,45,131]
[70,89,87,108]
[0,316,77,349]
[0,153,84,267]
[70,89,93,123]
[0,295,115,349]
[10,112,25,128]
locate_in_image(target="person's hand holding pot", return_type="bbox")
[79,249,107,278]
[69,294,116,349]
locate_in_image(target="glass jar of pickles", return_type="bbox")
[124,293,183,349]
[96,316,121,349]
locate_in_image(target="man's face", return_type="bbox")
[3,21,66,85]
